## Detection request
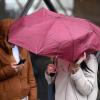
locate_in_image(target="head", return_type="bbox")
[0,18,14,54]
[79,53,94,73]
[0,18,14,39]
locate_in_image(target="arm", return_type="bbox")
[0,64,18,81]
[27,53,37,100]
[71,54,98,96]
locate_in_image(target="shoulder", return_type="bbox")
[89,54,97,59]
[19,47,29,58]
[85,54,98,73]
[87,54,97,63]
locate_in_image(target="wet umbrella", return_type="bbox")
[9,8,100,62]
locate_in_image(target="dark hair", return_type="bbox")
[80,61,93,72]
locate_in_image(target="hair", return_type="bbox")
[80,61,93,72]
[0,40,12,55]
[80,52,97,73]
[0,18,14,55]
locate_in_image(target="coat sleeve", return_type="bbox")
[71,54,98,96]
[0,64,18,81]
[27,53,37,100]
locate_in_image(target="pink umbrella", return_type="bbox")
[9,8,100,62]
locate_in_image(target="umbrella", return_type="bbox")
[9,8,100,62]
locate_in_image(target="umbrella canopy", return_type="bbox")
[9,8,100,62]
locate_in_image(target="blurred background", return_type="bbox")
[0,0,100,100]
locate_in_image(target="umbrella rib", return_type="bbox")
[62,20,75,61]
[38,20,57,53]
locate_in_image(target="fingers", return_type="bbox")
[46,64,57,75]
[84,52,87,59]
[76,52,87,64]
[11,63,17,69]
[17,64,24,69]
[11,63,24,72]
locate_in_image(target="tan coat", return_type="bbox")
[0,47,37,100]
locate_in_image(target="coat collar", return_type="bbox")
[0,47,27,65]
[0,48,11,64]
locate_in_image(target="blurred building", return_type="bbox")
[73,0,100,26]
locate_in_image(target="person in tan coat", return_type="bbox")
[0,19,37,100]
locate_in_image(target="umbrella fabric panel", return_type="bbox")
[9,8,100,62]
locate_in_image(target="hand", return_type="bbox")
[76,52,87,64]
[70,52,87,74]
[70,63,80,74]
[46,64,57,75]
[11,62,24,72]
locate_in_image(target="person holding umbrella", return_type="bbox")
[45,52,98,100]
[0,19,37,100]
[8,8,100,100]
